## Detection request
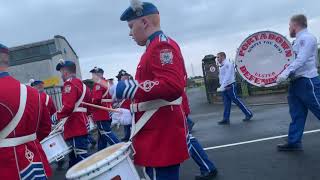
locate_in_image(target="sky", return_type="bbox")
[1,0,320,80]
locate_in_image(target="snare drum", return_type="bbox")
[66,142,140,180]
[41,132,72,163]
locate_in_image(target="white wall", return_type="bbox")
[8,59,54,84]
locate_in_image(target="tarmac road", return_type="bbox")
[182,88,320,180]
[50,88,320,180]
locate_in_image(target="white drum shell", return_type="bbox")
[41,132,72,163]
[66,142,140,180]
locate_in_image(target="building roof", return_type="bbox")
[8,35,78,66]
[9,39,55,51]
[54,35,79,59]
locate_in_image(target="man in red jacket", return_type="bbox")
[118,1,189,179]
[30,79,57,117]
[0,43,52,179]
[90,67,119,150]
[53,60,91,168]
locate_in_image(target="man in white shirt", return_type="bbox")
[216,52,253,125]
[277,14,320,151]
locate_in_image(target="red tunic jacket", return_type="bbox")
[40,92,57,116]
[132,32,189,167]
[57,77,91,140]
[0,75,52,180]
[182,92,191,117]
[91,82,112,121]
[120,99,131,109]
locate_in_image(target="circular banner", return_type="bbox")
[209,65,216,73]
[235,31,294,87]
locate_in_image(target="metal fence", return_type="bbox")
[45,86,63,110]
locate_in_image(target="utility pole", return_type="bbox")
[191,63,195,77]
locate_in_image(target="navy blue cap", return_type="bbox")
[0,43,9,54]
[116,69,131,79]
[56,60,76,71]
[90,67,104,74]
[120,2,159,21]
[30,80,44,87]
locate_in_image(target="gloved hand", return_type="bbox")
[276,71,290,84]
[217,86,225,92]
[111,118,120,129]
[112,108,132,126]
[56,123,64,132]
[116,80,139,100]
[53,118,66,132]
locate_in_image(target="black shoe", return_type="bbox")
[277,143,303,151]
[195,169,218,180]
[218,120,230,125]
[243,115,253,122]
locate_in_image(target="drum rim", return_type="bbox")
[235,30,293,87]
[40,131,63,144]
[66,142,132,179]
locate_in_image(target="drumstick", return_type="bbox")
[81,102,120,113]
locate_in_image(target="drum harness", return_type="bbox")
[0,84,37,147]
[101,87,112,104]
[128,96,182,155]
[45,94,50,107]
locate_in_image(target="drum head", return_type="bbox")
[66,142,131,179]
[235,31,294,87]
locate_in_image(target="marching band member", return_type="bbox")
[29,79,67,170]
[90,67,120,150]
[53,60,91,168]
[30,79,57,117]
[277,14,320,151]
[0,43,52,179]
[115,1,190,179]
[115,70,133,142]
[216,52,253,125]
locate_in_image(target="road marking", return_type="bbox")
[190,105,288,119]
[204,129,320,151]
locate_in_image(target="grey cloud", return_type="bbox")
[1,0,319,79]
